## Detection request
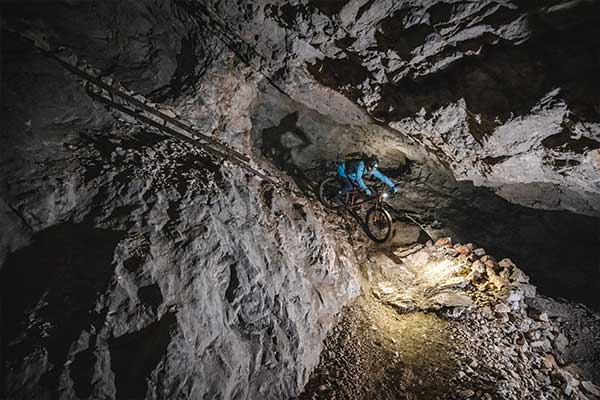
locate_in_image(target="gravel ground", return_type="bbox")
[299,241,600,400]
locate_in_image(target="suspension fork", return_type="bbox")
[373,198,383,211]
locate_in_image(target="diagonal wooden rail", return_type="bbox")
[36,49,282,185]
[87,90,277,183]
[11,30,310,196]
[46,52,252,163]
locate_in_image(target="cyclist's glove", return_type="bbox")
[365,189,373,197]
[393,185,399,194]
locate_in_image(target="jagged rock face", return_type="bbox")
[248,85,418,176]
[198,0,600,216]
[2,1,600,399]
[1,3,359,399]
[1,122,359,400]
[189,0,600,306]
[2,0,217,100]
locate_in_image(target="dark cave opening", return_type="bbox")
[108,313,178,400]
[1,223,124,395]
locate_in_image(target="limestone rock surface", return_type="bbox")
[197,0,600,215]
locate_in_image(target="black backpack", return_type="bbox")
[344,152,368,175]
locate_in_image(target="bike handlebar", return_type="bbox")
[369,188,395,199]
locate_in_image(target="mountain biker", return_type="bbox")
[336,155,397,202]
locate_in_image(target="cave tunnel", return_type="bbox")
[1,1,600,399]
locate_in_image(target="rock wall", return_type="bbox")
[2,1,600,398]
[2,0,214,99]
[189,0,600,307]
[196,0,600,216]
[2,131,359,399]
[1,2,360,399]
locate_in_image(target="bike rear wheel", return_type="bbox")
[319,177,343,209]
[365,207,393,243]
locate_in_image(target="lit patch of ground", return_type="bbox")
[299,294,461,400]
[300,241,600,400]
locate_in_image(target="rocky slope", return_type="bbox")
[1,3,362,398]
[1,119,360,399]
[301,239,600,400]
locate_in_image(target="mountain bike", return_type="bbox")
[319,177,394,243]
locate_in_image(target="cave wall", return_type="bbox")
[2,0,600,398]
[249,85,421,177]
[196,0,600,216]
[2,0,213,99]
[1,131,359,399]
[1,2,360,399]
[186,0,600,306]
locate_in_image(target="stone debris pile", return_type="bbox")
[434,238,600,400]
[367,237,600,399]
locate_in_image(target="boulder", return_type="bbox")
[432,292,474,308]
[553,333,569,354]
[471,260,486,273]
[481,255,498,270]
[581,381,600,397]
[543,354,559,370]
[498,258,516,269]
[473,248,486,257]
[434,237,452,247]
[556,368,580,389]
[510,267,530,284]
[506,289,524,304]
[494,303,511,314]
[455,244,473,257]
[516,283,537,299]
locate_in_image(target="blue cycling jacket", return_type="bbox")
[337,160,395,192]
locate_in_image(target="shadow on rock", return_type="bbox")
[1,223,124,396]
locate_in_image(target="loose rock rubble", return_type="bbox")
[302,238,600,400]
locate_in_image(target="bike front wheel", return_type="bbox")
[365,207,393,243]
[319,177,343,209]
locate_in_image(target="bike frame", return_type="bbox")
[343,188,385,210]
[319,177,395,243]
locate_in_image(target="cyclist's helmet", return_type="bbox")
[366,156,379,170]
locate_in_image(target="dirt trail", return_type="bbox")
[299,293,463,400]
[300,240,600,400]
[299,241,467,400]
